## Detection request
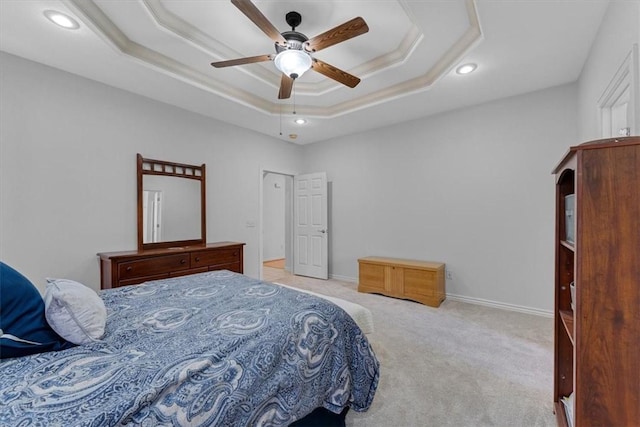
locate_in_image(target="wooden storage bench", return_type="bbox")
[358,256,445,307]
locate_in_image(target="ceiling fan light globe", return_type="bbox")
[274,50,312,79]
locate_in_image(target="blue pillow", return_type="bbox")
[1,262,73,358]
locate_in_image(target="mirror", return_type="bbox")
[137,154,206,250]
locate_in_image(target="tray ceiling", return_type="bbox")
[0,0,610,144]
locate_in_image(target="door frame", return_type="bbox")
[597,43,639,137]
[259,167,297,281]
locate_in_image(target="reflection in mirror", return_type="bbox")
[137,154,206,251]
[143,189,163,243]
[142,176,201,243]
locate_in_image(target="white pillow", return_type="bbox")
[44,278,106,345]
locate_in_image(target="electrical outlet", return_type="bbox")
[446,270,453,280]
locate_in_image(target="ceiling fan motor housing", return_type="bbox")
[275,30,308,54]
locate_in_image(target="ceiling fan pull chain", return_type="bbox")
[279,103,283,136]
[293,81,297,115]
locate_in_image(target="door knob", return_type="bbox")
[318,229,327,234]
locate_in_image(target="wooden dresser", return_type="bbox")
[358,257,445,307]
[97,241,245,289]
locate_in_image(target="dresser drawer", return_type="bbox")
[209,262,241,273]
[119,254,190,279]
[191,248,241,268]
[118,273,169,288]
[170,267,208,278]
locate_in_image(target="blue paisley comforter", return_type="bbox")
[0,270,379,426]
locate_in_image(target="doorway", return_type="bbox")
[598,44,639,137]
[261,171,294,282]
[260,168,330,282]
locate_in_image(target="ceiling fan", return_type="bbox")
[211,0,369,100]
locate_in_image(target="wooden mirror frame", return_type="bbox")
[137,153,206,251]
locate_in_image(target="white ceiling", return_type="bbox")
[0,0,610,144]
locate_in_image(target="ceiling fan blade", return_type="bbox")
[211,54,272,68]
[278,74,294,99]
[231,0,287,46]
[305,17,369,52]
[311,59,361,88]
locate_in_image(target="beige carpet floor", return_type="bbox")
[263,267,556,427]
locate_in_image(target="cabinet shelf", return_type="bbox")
[559,310,574,345]
[560,240,575,251]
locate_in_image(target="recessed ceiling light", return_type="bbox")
[44,10,80,30]
[456,63,477,75]
[294,118,307,125]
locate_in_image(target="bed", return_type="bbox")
[273,282,375,335]
[0,269,379,426]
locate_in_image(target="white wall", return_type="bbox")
[262,173,286,261]
[0,52,303,292]
[3,0,632,312]
[578,1,640,141]
[302,84,578,313]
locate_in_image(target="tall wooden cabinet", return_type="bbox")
[552,137,639,427]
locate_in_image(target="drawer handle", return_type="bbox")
[195,257,200,262]
[181,259,186,264]
[233,251,238,256]
[126,266,132,272]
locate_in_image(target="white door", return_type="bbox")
[601,83,633,137]
[611,98,630,136]
[294,172,328,279]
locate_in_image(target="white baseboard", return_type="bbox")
[328,274,552,317]
[329,273,357,283]
[446,293,553,318]
[329,274,552,317]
